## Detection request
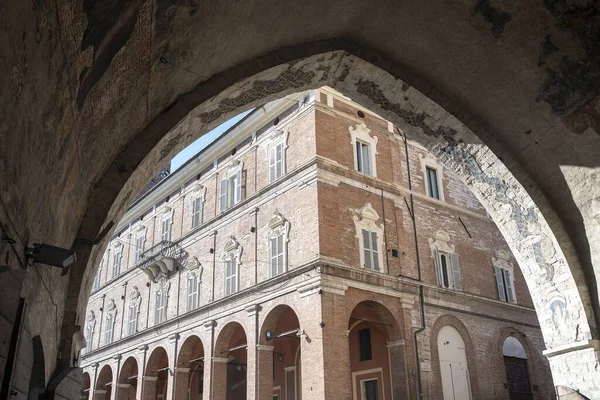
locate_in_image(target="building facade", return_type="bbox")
[79,87,553,400]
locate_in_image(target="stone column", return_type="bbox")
[173,367,190,400]
[90,363,99,400]
[388,340,410,399]
[166,333,179,400]
[202,320,216,400]
[245,304,260,400]
[141,376,158,400]
[545,340,600,397]
[135,344,148,400]
[257,345,275,399]
[110,354,121,400]
[93,389,107,400]
[211,357,229,400]
[115,383,133,400]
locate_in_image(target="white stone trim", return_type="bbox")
[419,154,445,201]
[266,212,290,278]
[222,237,242,296]
[353,203,385,272]
[349,122,378,177]
[351,367,385,400]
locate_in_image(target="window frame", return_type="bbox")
[222,237,242,297]
[127,286,141,336]
[493,251,517,303]
[349,122,378,177]
[186,257,202,312]
[267,213,290,279]
[154,278,170,326]
[92,261,102,290]
[104,300,117,345]
[219,161,244,212]
[111,244,123,278]
[134,229,146,265]
[85,312,95,353]
[419,154,445,201]
[429,230,461,291]
[353,203,385,272]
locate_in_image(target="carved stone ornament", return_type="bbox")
[129,286,142,308]
[353,203,383,235]
[105,299,118,319]
[187,256,203,280]
[86,311,96,332]
[267,212,290,238]
[428,230,455,254]
[222,236,243,263]
[156,276,171,295]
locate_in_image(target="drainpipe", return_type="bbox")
[253,207,258,285]
[145,282,151,330]
[211,231,217,302]
[381,189,390,274]
[400,128,426,399]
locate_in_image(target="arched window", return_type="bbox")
[437,326,471,400]
[222,237,242,296]
[267,213,290,278]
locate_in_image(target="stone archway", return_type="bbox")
[81,372,91,400]
[117,356,138,400]
[94,365,113,400]
[143,347,169,400]
[176,335,205,400]
[259,304,302,400]
[59,48,597,395]
[213,322,247,400]
[348,300,406,400]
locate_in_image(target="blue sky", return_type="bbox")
[170,110,253,172]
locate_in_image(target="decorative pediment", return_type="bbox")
[156,276,171,295]
[222,236,243,263]
[129,286,142,307]
[260,128,289,150]
[105,299,118,319]
[134,224,147,234]
[493,250,513,272]
[349,122,378,146]
[353,203,383,235]
[224,159,243,178]
[86,311,96,332]
[189,183,206,198]
[187,257,203,279]
[428,230,455,254]
[159,206,172,215]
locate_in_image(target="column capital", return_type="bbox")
[112,353,122,361]
[143,376,158,382]
[137,344,149,353]
[203,320,216,331]
[387,339,406,348]
[213,357,229,363]
[175,367,190,373]
[168,332,180,343]
[256,345,274,352]
[245,304,260,316]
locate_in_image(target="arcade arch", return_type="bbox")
[117,356,139,400]
[144,347,169,400]
[95,365,113,400]
[176,335,205,400]
[214,322,248,400]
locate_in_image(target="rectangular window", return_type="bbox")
[155,291,167,325]
[111,249,121,278]
[128,304,138,336]
[135,235,145,264]
[161,217,171,242]
[434,250,461,290]
[358,328,372,361]
[220,170,243,212]
[362,229,380,271]
[93,264,101,290]
[495,266,515,303]
[187,275,199,311]
[269,143,284,182]
[85,325,93,352]
[224,257,238,296]
[269,234,285,277]
[191,196,203,229]
[363,379,379,400]
[426,167,440,199]
[356,141,372,176]
[104,316,114,345]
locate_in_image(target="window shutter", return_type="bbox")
[362,229,371,269]
[356,141,362,172]
[269,147,276,182]
[450,253,461,290]
[219,178,228,211]
[234,170,242,203]
[371,232,379,270]
[277,233,284,272]
[362,144,371,176]
[269,238,276,277]
[494,266,506,301]
[276,143,283,179]
[433,249,442,285]
[504,269,514,303]
[241,169,246,199]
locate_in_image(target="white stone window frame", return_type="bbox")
[154,277,170,325]
[104,299,118,345]
[428,230,461,291]
[220,160,244,212]
[85,311,96,353]
[493,250,517,304]
[158,206,174,243]
[419,154,445,201]
[353,203,385,272]
[93,260,103,290]
[349,122,378,177]
[110,243,124,278]
[188,184,206,230]
[186,257,203,312]
[266,212,291,278]
[133,225,147,265]
[260,129,289,183]
[127,286,142,336]
[222,236,242,296]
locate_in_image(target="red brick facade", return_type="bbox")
[80,88,553,400]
